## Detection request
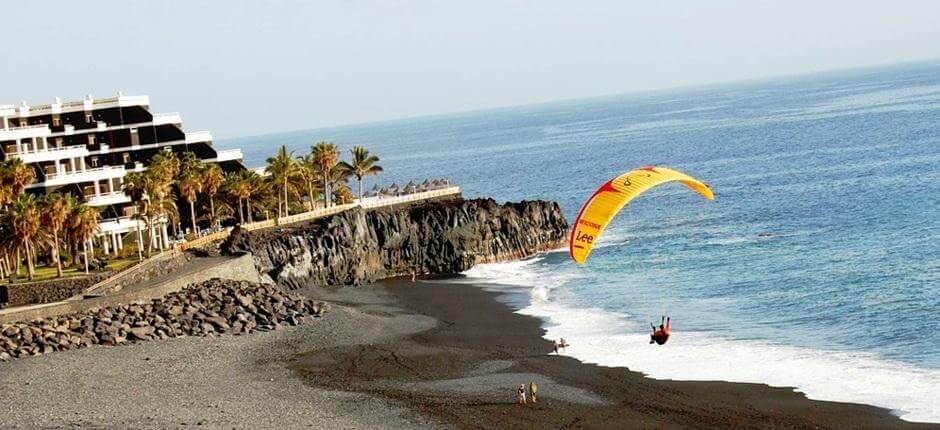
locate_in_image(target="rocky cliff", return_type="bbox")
[222,198,568,289]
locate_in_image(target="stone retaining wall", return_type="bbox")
[1,273,110,308]
[0,254,261,325]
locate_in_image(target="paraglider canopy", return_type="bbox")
[569,166,714,264]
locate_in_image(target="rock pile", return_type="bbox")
[0,279,328,361]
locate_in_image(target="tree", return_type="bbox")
[336,146,382,201]
[122,171,150,260]
[266,146,299,218]
[178,171,202,238]
[328,164,354,205]
[1,158,36,196]
[122,152,178,256]
[201,163,224,229]
[311,141,339,208]
[198,198,232,230]
[296,155,321,210]
[223,171,251,224]
[68,204,100,274]
[177,152,204,237]
[41,193,75,277]
[4,194,42,280]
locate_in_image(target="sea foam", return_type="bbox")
[460,258,940,423]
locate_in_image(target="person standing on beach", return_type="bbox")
[559,337,567,352]
[529,381,538,403]
[553,340,559,354]
[518,384,527,404]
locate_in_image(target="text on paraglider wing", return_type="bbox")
[578,219,602,229]
[575,231,594,244]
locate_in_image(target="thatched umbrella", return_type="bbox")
[404,181,417,194]
[419,179,431,191]
[387,183,400,195]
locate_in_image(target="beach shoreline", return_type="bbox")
[0,274,935,428]
[294,277,937,429]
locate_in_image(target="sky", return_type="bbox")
[3,0,939,139]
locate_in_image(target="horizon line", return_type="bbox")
[219,56,940,143]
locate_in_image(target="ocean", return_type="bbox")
[220,61,940,422]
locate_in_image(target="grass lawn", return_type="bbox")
[7,256,140,284]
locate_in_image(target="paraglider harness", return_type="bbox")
[650,316,671,345]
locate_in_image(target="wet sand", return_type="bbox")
[297,278,938,430]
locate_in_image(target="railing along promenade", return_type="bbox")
[178,186,461,251]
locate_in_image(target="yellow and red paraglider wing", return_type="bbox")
[569,166,714,264]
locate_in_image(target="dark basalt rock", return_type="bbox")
[0,279,327,361]
[222,198,569,288]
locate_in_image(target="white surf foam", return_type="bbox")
[460,258,940,423]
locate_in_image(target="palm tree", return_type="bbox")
[328,164,353,205]
[178,172,202,237]
[41,193,75,277]
[148,151,180,186]
[201,163,224,229]
[223,172,251,224]
[311,141,339,208]
[1,158,36,196]
[336,146,383,201]
[296,155,321,210]
[122,171,150,260]
[198,199,233,231]
[68,204,100,274]
[266,146,299,218]
[4,194,42,280]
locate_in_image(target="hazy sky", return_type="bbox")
[4,1,939,139]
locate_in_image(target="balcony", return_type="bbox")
[0,124,51,141]
[4,144,89,164]
[184,130,212,144]
[205,148,243,163]
[42,165,126,187]
[152,112,182,126]
[98,216,146,234]
[84,190,131,207]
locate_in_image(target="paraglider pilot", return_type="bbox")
[650,316,671,345]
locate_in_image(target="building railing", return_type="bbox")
[5,144,86,156]
[177,186,462,251]
[45,165,123,181]
[1,124,48,132]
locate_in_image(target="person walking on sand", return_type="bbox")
[529,381,538,403]
[518,384,527,404]
[650,316,671,345]
[553,339,560,354]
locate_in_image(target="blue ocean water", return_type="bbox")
[220,61,940,421]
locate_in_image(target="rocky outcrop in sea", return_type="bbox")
[222,198,568,289]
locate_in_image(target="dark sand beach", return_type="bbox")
[298,278,938,430]
[0,276,935,429]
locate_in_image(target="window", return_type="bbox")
[87,134,96,146]
[20,119,28,127]
[52,115,61,127]
[90,156,99,168]
[122,152,131,164]
[85,112,94,123]
[54,138,63,147]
